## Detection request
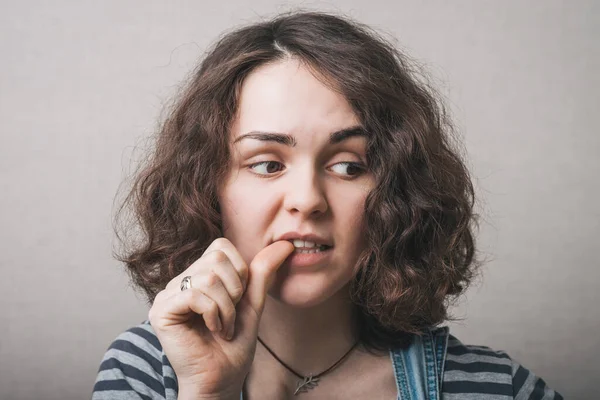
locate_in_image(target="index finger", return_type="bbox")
[246,240,295,312]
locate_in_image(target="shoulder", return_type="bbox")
[442,333,564,399]
[92,320,178,400]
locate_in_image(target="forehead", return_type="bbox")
[231,59,360,139]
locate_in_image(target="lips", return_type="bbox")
[283,244,333,268]
[289,239,332,252]
[275,231,334,247]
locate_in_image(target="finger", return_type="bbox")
[169,250,245,306]
[167,238,248,293]
[150,288,221,333]
[245,241,295,315]
[191,271,237,340]
[201,250,246,304]
[203,238,249,292]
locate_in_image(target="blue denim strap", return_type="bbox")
[389,326,449,400]
[432,326,449,391]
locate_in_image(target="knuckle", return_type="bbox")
[231,284,244,302]
[200,271,220,288]
[212,237,232,248]
[205,249,229,264]
[186,289,206,309]
[206,298,218,315]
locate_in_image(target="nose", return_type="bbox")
[283,165,328,218]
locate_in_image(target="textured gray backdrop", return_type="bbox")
[1,1,598,399]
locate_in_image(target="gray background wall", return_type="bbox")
[1,1,597,399]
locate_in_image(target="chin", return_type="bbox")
[267,291,327,308]
[267,273,350,308]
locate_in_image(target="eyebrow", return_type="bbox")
[232,126,367,147]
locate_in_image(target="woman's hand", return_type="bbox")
[148,238,295,399]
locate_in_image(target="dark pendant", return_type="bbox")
[294,375,320,395]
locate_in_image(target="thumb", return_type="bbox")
[245,240,294,316]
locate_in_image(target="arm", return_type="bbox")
[92,325,167,400]
[511,359,564,400]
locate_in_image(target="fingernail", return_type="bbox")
[227,327,234,340]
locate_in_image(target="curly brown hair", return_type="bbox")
[114,10,481,352]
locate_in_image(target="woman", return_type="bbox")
[93,11,563,399]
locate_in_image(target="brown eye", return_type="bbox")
[330,162,365,177]
[249,161,284,175]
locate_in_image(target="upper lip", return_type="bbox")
[275,231,333,247]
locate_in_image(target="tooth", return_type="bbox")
[303,241,316,248]
[297,248,323,254]
[292,239,305,248]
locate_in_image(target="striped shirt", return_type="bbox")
[92,320,563,399]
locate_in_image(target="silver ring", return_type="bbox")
[180,276,192,291]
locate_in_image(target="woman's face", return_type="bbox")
[219,59,375,307]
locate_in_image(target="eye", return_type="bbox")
[248,160,366,178]
[329,162,366,177]
[248,161,284,176]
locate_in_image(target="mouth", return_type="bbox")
[287,239,333,254]
[283,241,334,269]
[292,244,333,254]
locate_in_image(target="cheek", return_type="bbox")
[221,176,260,222]
[337,194,371,260]
[336,190,369,231]
[219,180,277,259]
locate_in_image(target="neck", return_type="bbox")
[256,285,360,376]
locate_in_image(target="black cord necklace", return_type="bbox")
[256,335,360,395]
